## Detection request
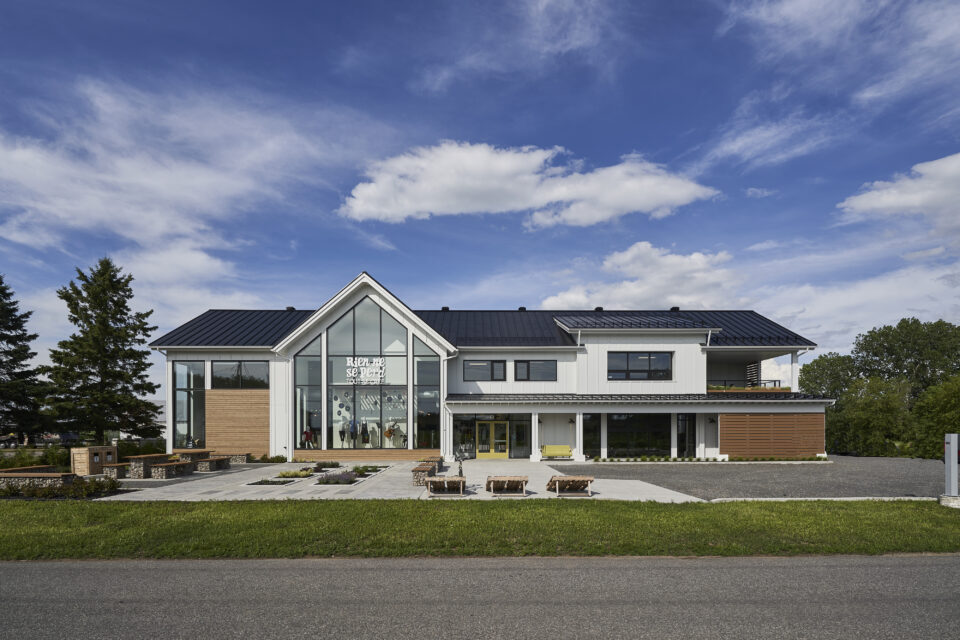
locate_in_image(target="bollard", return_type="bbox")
[941,434,959,508]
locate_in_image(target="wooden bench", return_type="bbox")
[193,457,231,472]
[0,465,57,474]
[425,476,466,496]
[102,463,130,479]
[173,449,213,463]
[485,475,529,497]
[0,472,78,489]
[546,475,594,497]
[418,456,443,473]
[541,445,573,459]
[149,461,194,480]
[212,452,251,464]
[125,454,175,479]
[411,463,435,486]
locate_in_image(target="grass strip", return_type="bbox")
[0,500,958,560]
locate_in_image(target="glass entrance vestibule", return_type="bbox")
[451,411,719,460]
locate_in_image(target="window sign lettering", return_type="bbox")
[345,357,385,385]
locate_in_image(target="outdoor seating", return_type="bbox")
[485,475,529,496]
[412,463,435,486]
[102,463,129,479]
[148,461,194,480]
[173,449,213,463]
[193,456,231,472]
[212,452,251,463]
[541,445,573,459]
[0,465,56,474]
[0,472,78,489]
[546,475,594,497]
[424,475,466,496]
[419,456,443,473]
[125,454,175,479]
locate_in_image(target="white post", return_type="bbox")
[407,332,414,451]
[600,413,608,459]
[320,331,328,451]
[530,411,541,461]
[165,360,174,454]
[945,434,958,497]
[574,411,585,461]
[790,351,799,391]
[670,413,678,458]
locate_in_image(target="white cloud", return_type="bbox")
[838,151,960,245]
[541,242,742,309]
[415,0,626,92]
[339,141,718,228]
[746,240,782,252]
[902,246,946,261]
[745,187,777,198]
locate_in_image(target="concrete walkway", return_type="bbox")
[96,460,701,502]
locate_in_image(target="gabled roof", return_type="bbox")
[150,309,313,348]
[554,312,716,330]
[413,310,577,348]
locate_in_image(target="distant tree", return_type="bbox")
[831,377,912,456]
[851,318,960,401]
[912,375,960,460]
[799,352,858,401]
[0,275,43,441]
[45,258,160,443]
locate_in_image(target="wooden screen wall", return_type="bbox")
[718,413,825,458]
[205,389,270,457]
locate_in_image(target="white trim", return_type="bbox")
[273,272,455,355]
[456,345,581,351]
[702,345,816,350]
[152,345,273,350]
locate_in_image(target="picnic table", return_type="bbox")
[173,449,212,463]
[125,454,173,479]
[485,475,529,497]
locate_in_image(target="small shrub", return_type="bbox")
[276,470,313,479]
[257,455,288,463]
[249,478,294,486]
[315,471,358,485]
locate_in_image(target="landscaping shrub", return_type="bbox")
[257,455,288,463]
[276,470,313,479]
[315,471,357,485]
[0,477,120,500]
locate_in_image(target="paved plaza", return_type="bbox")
[97,459,701,502]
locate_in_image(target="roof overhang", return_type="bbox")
[554,319,721,334]
[455,345,581,351]
[151,345,274,351]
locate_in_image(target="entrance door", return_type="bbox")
[476,421,509,459]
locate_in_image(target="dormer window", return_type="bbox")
[607,352,672,381]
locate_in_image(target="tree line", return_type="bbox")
[0,258,159,445]
[799,318,960,459]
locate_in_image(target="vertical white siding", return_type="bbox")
[447,350,578,394]
[578,333,706,394]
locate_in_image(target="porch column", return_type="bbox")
[320,330,328,451]
[670,413,677,459]
[600,413,608,459]
[573,411,585,461]
[530,411,541,461]
[790,351,799,391]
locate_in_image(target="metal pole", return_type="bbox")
[946,433,958,497]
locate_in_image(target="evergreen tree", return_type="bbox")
[0,274,42,440]
[45,258,160,443]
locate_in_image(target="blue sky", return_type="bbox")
[1,0,959,387]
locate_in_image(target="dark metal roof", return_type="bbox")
[150,309,314,347]
[415,310,814,348]
[445,392,831,403]
[554,312,714,330]
[151,307,815,349]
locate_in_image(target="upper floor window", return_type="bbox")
[515,360,557,381]
[464,360,506,381]
[212,361,270,389]
[607,352,672,381]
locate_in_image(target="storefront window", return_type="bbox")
[607,413,670,457]
[173,361,205,449]
[583,413,601,458]
[451,414,531,459]
[413,336,439,449]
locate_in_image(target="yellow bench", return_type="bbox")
[541,445,573,459]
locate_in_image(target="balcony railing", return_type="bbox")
[707,379,787,391]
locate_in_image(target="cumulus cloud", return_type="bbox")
[338,141,718,228]
[541,242,742,309]
[415,0,627,92]
[838,151,960,245]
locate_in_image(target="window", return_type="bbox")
[463,360,506,381]
[607,352,672,380]
[514,360,557,381]
[173,361,205,449]
[211,361,270,388]
[414,336,440,449]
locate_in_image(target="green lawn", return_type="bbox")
[1,500,958,560]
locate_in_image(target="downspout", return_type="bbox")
[706,330,712,346]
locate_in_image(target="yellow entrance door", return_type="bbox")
[476,421,509,459]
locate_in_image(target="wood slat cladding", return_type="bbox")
[205,390,270,457]
[293,449,441,462]
[718,413,824,458]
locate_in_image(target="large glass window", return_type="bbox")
[607,352,672,380]
[451,414,531,459]
[515,360,557,381]
[414,336,440,449]
[173,361,205,449]
[607,413,671,457]
[463,360,505,381]
[295,297,410,449]
[211,361,270,388]
[583,413,601,459]
[677,413,696,458]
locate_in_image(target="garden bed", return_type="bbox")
[247,479,295,486]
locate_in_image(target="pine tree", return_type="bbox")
[0,274,42,441]
[45,258,160,443]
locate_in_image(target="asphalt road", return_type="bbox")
[556,455,944,499]
[3,555,958,639]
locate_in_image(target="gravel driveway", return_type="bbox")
[552,456,945,500]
